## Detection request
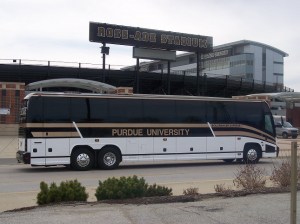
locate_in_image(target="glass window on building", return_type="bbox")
[217,58,223,69]
[246,73,253,80]
[223,57,230,68]
[247,60,253,66]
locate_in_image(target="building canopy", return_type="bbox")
[26,78,116,93]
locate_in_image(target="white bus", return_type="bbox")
[16,92,278,171]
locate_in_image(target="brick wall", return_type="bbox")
[0,82,25,135]
[286,102,300,127]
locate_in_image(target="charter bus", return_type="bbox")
[16,92,278,171]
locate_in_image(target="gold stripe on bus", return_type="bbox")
[23,123,209,128]
[211,124,275,141]
[214,131,276,145]
[75,123,209,128]
[24,123,74,128]
[239,124,275,140]
[31,132,44,137]
[31,132,80,138]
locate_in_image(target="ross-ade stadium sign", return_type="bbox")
[89,22,213,53]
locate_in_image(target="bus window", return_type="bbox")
[109,98,143,123]
[236,102,263,129]
[27,97,43,123]
[265,114,274,133]
[71,97,89,123]
[89,98,108,123]
[206,101,235,123]
[176,100,206,123]
[44,97,71,123]
[143,99,176,123]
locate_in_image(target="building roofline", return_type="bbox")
[214,40,289,57]
[122,40,289,70]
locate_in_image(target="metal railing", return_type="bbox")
[0,59,125,70]
[0,58,294,92]
[166,69,294,92]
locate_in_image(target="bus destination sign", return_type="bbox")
[89,22,213,53]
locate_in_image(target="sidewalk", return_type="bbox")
[0,136,18,159]
[1,192,299,223]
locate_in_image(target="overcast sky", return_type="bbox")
[1,0,299,91]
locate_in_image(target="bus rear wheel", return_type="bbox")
[244,145,260,164]
[71,148,94,171]
[98,147,120,170]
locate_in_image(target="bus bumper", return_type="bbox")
[16,151,31,164]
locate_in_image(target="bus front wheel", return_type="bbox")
[243,145,260,164]
[71,148,94,171]
[98,147,120,170]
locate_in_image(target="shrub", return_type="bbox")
[37,179,88,205]
[214,183,226,193]
[95,175,172,201]
[233,164,267,189]
[270,156,300,187]
[146,183,173,197]
[95,175,148,200]
[183,187,199,195]
[214,183,233,193]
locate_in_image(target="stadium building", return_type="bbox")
[124,40,288,89]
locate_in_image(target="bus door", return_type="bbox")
[126,137,154,162]
[138,137,154,161]
[45,138,70,165]
[126,138,139,162]
[153,137,176,161]
[30,139,46,165]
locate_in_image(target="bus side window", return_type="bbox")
[176,100,206,123]
[71,98,89,123]
[143,99,176,123]
[44,97,71,123]
[89,98,108,123]
[265,114,274,134]
[236,102,263,129]
[27,97,43,123]
[206,101,235,123]
[108,98,143,123]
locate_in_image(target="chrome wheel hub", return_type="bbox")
[77,153,90,167]
[103,152,116,166]
[247,149,257,161]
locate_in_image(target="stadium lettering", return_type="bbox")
[97,27,207,48]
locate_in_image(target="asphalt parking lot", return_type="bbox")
[0,136,299,223]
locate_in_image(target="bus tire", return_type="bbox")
[71,148,94,171]
[98,147,120,170]
[243,145,260,164]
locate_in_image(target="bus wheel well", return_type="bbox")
[71,145,94,156]
[243,143,262,163]
[100,145,122,162]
